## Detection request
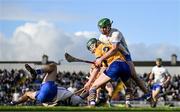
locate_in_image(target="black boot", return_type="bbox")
[9,101,18,106]
[25,64,37,81]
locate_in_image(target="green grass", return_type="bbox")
[0,106,180,112]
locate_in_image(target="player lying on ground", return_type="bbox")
[148,58,171,107]
[10,63,84,106]
[84,38,133,107]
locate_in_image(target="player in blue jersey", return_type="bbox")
[10,63,84,106]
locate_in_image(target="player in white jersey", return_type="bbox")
[10,63,84,106]
[149,58,171,107]
[43,86,83,106]
[96,18,150,99]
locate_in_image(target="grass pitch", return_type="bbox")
[0,106,180,112]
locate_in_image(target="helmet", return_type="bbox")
[98,18,112,28]
[87,38,97,51]
[156,58,162,62]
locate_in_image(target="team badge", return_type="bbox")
[103,47,110,52]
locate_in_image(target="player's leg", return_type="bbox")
[51,86,84,106]
[123,78,133,107]
[112,81,126,99]
[25,63,57,83]
[127,61,149,94]
[152,87,161,101]
[127,61,155,106]
[105,82,113,106]
[35,63,58,103]
[112,60,133,108]
[25,64,38,81]
[151,84,161,107]
[10,91,36,105]
[69,94,84,106]
[88,73,111,106]
[95,88,101,103]
[41,63,57,83]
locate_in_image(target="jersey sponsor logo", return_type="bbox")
[103,47,110,52]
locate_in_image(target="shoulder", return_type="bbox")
[99,34,106,39]
[99,34,109,44]
[110,28,124,40]
[111,28,120,35]
[152,66,157,70]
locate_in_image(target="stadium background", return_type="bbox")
[0,54,179,109]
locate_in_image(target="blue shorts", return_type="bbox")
[151,83,162,92]
[35,81,57,103]
[104,60,131,82]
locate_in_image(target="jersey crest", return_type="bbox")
[103,47,110,52]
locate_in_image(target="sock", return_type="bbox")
[125,100,130,105]
[89,88,96,105]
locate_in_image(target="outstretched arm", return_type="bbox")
[84,66,100,90]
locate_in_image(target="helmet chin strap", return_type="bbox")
[99,26,111,36]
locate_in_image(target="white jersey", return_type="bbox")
[151,66,169,85]
[56,87,73,101]
[43,87,83,106]
[99,28,130,55]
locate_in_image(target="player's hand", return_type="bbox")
[84,82,91,90]
[94,58,102,67]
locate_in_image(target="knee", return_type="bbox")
[49,63,57,69]
[46,63,57,73]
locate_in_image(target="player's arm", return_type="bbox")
[84,66,100,90]
[95,43,119,67]
[95,32,120,66]
[101,32,121,60]
[101,42,119,60]
[163,70,171,86]
[148,72,154,86]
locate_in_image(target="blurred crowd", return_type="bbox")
[0,68,179,105]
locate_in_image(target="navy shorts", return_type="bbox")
[36,81,57,103]
[104,60,131,82]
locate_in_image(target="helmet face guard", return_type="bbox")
[87,38,97,51]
